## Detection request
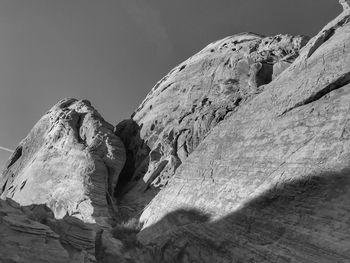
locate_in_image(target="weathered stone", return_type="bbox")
[0,199,70,263]
[0,99,126,262]
[0,99,126,225]
[96,230,126,263]
[340,0,350,10]
[116,33,309,214]
[272,60,291,80]
[1,2,350,263]
[138,9,350,263]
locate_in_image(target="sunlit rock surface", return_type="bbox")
[1,2,350,263]
[340,0,350,10]
[0,98,125,224]
[138,7,350,263]
[116,33,309,213]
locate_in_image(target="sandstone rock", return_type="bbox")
[47,215,96,259]
[0,198,70,263]
[340,0,350,10]
[272,60,291,80]
[138,8,350,263]
[0,98,126,224]
[116,33,309,213]
[1,2,349,263]
[0,99,128,262]
[95,230,128,263]
[0,99,127,262]
[0,198,106,262]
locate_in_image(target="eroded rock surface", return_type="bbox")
[0,198,70,263]
[0,99,129,262]
[138,8,350,263]
[1,2,350,263]
[0,98,126,224]
[340,0,350,10]
[116,33,309,213]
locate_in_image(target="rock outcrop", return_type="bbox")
[137,6,350,263]
[0,98,125,224]
[0,99,126,262]
[1,2,350,263]
[116,33,309,213]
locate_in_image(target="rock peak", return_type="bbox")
[0,99,126,224]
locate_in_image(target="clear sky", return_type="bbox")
[0,0,341,168]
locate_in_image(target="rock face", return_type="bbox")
[138,7,350,263]
[116,33,309,212]
[0,98,125,224]
[0,199,70,263]
[0,99,128,262]
[1,2,350,263]
[340,0,350,10]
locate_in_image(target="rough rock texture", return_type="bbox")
[340,0,350,10]
[1,2,350,263]
[0,98,125,224]
[138,8,350,263]
[0,198,147,263]
[0,198,70,263]
[116,33,309,213]
[0,99,126,262]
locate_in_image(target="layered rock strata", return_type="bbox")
[0,99,126,262]
[138,7,350,263]
[0,98,125,224]
[116,33,309,212]
[0,198,70,263]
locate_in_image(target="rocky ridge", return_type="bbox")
[0,2,349,263]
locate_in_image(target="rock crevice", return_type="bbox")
[280,71,350,116]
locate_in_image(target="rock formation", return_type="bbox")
[0,1,350,262]
[0,198,70,263]
[138,6,350,263]
[0,98,125,224]
[340,0,350,10]
[116,33,309,214]
[0,99,126,262]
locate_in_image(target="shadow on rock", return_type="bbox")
[139,168,350,263]
[114,119,159,219]
[0,199,98,262]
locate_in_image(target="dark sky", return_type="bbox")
[0,0,341,167]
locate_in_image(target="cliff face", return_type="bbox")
[1,3,350,263]
[116,33,309,213]
[0,99,127,262]
[137,7,350,262]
